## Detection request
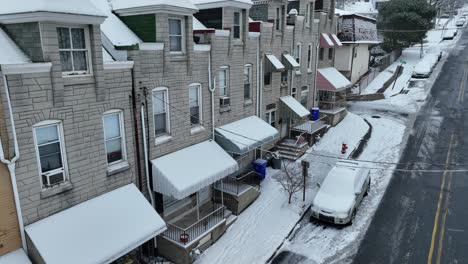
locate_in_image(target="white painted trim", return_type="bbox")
[215,30,230,37]
[249,32,260,38]
[139,42,164,51]
[1,62,52,75]
[152,87,171,138]
[102,110,128,166]
[0,12,106,25]
[194,1,252,10]
[194,44,211,52]
[58,26,93,76]
[189,83,203,127]
[114,5,197,16]
[168,17,186,54]
[103,61,134,70]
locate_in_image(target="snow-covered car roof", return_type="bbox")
[413,60,432,75]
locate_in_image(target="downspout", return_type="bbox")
[256,35,261,117]
[208,49,215,140]
[130,68,143,190]
[0,75,26,251]
[313,44,320,108]
[140,106,154,208]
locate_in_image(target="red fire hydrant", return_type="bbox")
[341,143,348,154]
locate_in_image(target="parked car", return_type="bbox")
[456,19,465,27]
[412,59,433,78]
[310,162,370,225]
[424,54,438,68]
[431,46,443,61]
[443,29,456,40]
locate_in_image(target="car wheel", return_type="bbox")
[365,180,370,197]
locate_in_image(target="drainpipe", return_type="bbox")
[208,50,215,140]
[0,75,26,251]
[313,44,320,108]
[256,36,261,117]
[140,106,154,208]
[130,68,143,190]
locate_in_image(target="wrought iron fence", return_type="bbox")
[163,204,225,245]
[215,171,261,195]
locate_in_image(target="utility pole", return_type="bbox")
[301,160,310,202]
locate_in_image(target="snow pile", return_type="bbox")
[0,0,105,16]
[312,112,369,157]
[0,28,30,65]
[343,1,378,15]
[0,249,31,264]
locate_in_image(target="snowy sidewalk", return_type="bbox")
[196,113,369,264]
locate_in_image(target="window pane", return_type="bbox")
[233,26,240,39]
[39,152,62,173]
[57,28,70,49]
[244,66,250,83]
[39,142,61,157]
[104,114,121,140]
[71,28,86,49]
[170,36,182,51]
[169,19,182,35]
[36,125,59,145]
[189,86,199,107]
[219,70,226,86]
[60,51,73,72]
[190,106,200,125]
[106,138,123,163]
[153,91,166,114]
[244,84,250,99]
[154,113,167,135]
[72,51,88,71]
[234,12,240,25]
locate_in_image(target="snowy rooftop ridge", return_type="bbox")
[112,0,198,13]
[0,28,30,65]
[0,0,105,17]
[192,0,253,9]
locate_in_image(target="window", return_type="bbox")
[265,110,277,127]
[33,121,67,188]
[295,42,302,64]
[300,86,309,107]
[319,48,324,61]
[307,44,313,71]
[169,18,184,52]
[189,84,202,126]
[281,70,288,83]
[103,110,126,165]
[275,8,281,31]
[233,12,242,39]
[291,87,297,98]
[305,3,310,25]
[219,67,229,97]
[244,64,252,99]
[153,88,170,136]
[328,48,334,60]
[264,72,271,85]
[57,27,90,75]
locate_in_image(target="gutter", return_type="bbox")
[208,49,215,140]
[0,75,26,251]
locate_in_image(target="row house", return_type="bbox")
[0,0,346,263]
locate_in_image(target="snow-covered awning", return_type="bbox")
[0,249,31,264]
[317,67,352,91]
[265,54,285,72]
[292,120,328,135]
[25,184,166,264]
[330,34,343,47]
[152,140,238,199]
[279,96,310,120]
[320,33,335,48]
[282,54,300,70]
[215,116,279,155]
[0,28,30,65]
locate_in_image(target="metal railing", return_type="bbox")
[163,204,225,245]
[318,99,347,110]
[215,171,261,195]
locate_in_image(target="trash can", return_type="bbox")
[311,107,320,121]
[271,152,282,170]
[253,159,267,180]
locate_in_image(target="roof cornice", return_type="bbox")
[114,5,197,16]
[0,11,106,24]
[195,1,252,10]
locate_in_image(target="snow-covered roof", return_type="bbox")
[92,0,142,47]
[266,54,286,72]
[330,34,343,46]
[322,33,335,47]
[25,184,166,264]
[112,0,198,14]
[215,116,279,155]
[0,0,105,17]
[152,140,238,199]
[102,47,114,62]
[0,249,31,264]
[0,28,30,65]
[193,17,208,30]
[192,0,253,9]
[344,1,378,14]
[317,67,352,91]
[282,54,300,70]
[280,96,310,118]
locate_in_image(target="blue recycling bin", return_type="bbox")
[311,107,320,121]
[253,159,267,180]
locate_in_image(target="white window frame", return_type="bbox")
[57,26,93,76]
[102,109,127,166]
[265,109,277,127]
[295,42,302,64]
[32,120,69,189]
[307,43,313,71]
[168,17,185,54]
[152,87,171,138]
[244,64,252,100]
[233,11,243,40]
[305,3,310,25]
[219,66,229,97]
[275,7,281,31]
[189,83,203,127]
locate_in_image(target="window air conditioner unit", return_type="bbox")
[42,169,65,187]
[220,96,230,107]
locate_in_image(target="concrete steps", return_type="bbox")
[277,140,308,160]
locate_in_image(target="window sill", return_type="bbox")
[155,134,173,145]
[40,182,73,199]
[63,75,95,86]
[107,161,130,176]
[170,54,187,62]
[190,126,205,135]
[307,69,313,74]
[295,70,302,76]
[233,40,244,46]
[220,106,231,113]
[244,100,253,106]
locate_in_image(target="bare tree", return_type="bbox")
[273,160,310,204]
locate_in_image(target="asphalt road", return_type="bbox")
[353,28,468,264]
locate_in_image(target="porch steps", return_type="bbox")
[277,140,308,160]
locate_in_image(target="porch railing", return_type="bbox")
[163,204,225,245]
[214,171,261,195]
